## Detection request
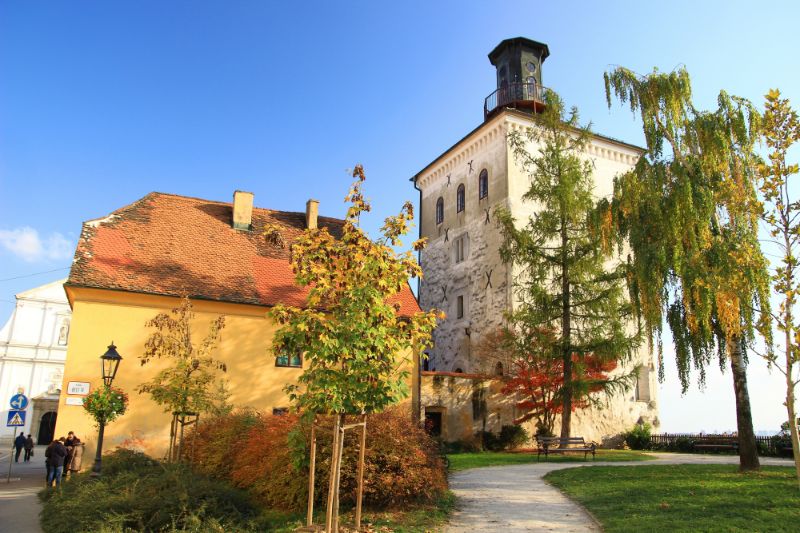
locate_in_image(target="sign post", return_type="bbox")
[6,393,28,483]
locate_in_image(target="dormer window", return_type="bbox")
[456,184,465,213]
[436,197,444,225]
[479,169,488,200]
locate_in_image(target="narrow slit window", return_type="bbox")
[436,197,444,224]
[456,184,465,213]
[456,295,464,319]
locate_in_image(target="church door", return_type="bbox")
[38,411,57,444]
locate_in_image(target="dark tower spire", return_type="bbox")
[484,37,550,120]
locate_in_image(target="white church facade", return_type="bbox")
[412,38,658,443]
[0,279,69,445]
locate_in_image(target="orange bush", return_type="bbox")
[187,407,447,512]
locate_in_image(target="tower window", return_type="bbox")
[479,169,488,200]
[454,234,468,263]
[436,197,444,225]
[456,295,464,319]
[456,184,465,213]
[495,361,504,376]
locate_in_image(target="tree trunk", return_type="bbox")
[728,336,760,471]
[783,328,800,488]
[559,213,572,446]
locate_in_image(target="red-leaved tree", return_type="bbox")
[482,326,621,436]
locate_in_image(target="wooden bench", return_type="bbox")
[692,436,739,453]
[536,436,596,461]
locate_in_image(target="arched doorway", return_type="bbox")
[38,411,57,444]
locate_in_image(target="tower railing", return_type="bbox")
[484,82,550,119]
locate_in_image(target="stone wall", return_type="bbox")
[419,369,659,446]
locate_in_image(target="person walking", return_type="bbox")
[45,438,67,488]
[13,432,26,462]
[23,433,34,462]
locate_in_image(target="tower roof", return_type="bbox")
[488,37,550,64]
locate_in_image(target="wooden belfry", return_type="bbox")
[304,413,368,533]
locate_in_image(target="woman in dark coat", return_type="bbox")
[23,434,34,462]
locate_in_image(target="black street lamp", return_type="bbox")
[91,342,122,477]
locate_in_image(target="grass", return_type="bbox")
[545,464,800,532]
[446,449,654,472]
[267,492,456,532]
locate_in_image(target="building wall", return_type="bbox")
[0,279,70,444]
[415,109,660,441]
[418,113,512,374]
[419,370,657,446]
[55,287,417,462]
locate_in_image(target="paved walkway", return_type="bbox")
[446,453,794,532]
[0,445,49,533]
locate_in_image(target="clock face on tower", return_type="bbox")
[526,61,537,73]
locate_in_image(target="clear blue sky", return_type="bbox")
[2,1,799,432]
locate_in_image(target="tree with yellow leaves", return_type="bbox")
[269,165,441,531]
[757,89,800,485]
[604,67,772,471]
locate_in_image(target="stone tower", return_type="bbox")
[412,38,659,438]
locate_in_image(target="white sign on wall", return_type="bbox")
[65,397,84,406]
[67,381,91,396]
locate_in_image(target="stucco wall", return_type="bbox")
[56,287,417,462]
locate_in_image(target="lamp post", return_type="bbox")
[90,342,122,477]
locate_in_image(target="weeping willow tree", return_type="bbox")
[603,67,772,471]
[496,91,640,443]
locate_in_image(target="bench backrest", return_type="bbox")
[537,436,587,446]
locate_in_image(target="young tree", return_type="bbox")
[604,67,771,471]
[757,89,800,485]
[496,91,640,443]
[137,296,228,460]
[269,165,440,530]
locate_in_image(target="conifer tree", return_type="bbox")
[496,91,640,442]
[603,67,771,471]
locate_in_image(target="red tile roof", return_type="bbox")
[67,192,421,316]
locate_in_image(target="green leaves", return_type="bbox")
[498,90,640,433]
[270,167,441,415]
[605,66,771,392]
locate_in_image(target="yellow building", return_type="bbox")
[55,191,420,460]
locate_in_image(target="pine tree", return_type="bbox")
[496,91,640,443]
[603,67,771,471]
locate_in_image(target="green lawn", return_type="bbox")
[267,492,455,532]
[545,464,800,532]
[447,449,654,471]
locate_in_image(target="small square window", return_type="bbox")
[276,351,302,367]
[272,407,289,416]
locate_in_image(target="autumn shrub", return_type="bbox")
[189,408,260,479]
[188,407,447,512]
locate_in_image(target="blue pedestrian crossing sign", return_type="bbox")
[6,410,25,427]
[9,394,28,410]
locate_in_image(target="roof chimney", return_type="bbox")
[232,190,254,231]
[306,199,319,229]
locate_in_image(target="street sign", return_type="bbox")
[6,410,25,427]
[9,394,28,410]
[67,381,91,396]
